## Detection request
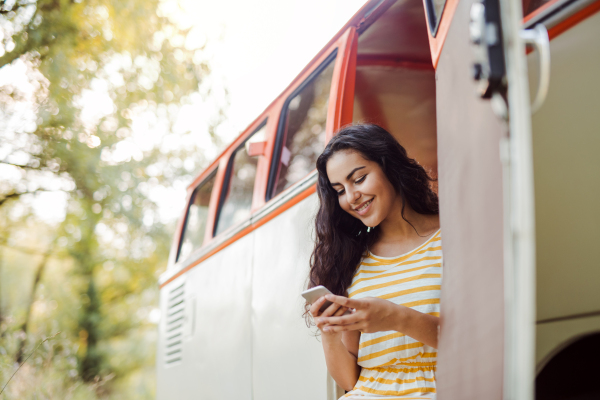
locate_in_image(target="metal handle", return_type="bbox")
[520,24,550,113]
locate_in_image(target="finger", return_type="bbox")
[325,306,348,320]
[332,306,348,317]
[323,321,363,333]
[325,294,362,310]
[309,296,327,317]
[315,319,327,330]
[320,311,361,327]
[320,302,343,318]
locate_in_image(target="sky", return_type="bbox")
[2,0,370,224]
[171,0,369,140]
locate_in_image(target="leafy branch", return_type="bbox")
[0,188,72,206]
[0,160,44,171]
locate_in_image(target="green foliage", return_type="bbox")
[0,0,225,396]
[0,330,108,399]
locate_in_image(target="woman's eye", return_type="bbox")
[337,189,345,196]
[355,175,367,184]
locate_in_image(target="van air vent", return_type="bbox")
[164,282,185,366]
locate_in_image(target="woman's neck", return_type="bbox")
[377,197,439,244]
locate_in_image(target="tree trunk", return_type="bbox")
[71,198,104,382]
[79,274,102,382]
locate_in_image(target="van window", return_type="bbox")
[424,0,447,36]
[269,52,336,199]
[177,171,217,262]
[214,123,266,235]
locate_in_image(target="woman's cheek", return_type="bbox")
[339,197,350,214]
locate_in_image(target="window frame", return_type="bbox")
[523,0,561,21]
[175,168,219,263]
[422,0,460,69]
[424,0,448,37]
[213,119,268,236]
[265,50,338,202]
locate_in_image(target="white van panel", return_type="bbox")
[529,12,600,322]
[158,193,328,399]
[157,233,254,400]
[252,193,328,400]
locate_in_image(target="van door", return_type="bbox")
[432,0,537,398]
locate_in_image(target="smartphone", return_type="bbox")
[301,285,334,313]
[301,285,352,315]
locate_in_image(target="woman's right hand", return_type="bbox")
[310,296,349,336]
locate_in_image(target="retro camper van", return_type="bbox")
[156,0,600,398]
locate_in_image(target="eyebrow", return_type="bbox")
[330,166,366,186]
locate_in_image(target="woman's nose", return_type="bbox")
[346,188,360,204]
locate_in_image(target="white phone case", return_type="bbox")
[301,286,352,314]
[301,285,333,305]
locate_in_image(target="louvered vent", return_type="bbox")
[164,282,185,366]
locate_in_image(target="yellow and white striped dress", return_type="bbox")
[343,230,442,400]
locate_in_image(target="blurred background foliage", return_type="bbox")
[0,0,226,397]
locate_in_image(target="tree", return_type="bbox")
[0,0,225,391]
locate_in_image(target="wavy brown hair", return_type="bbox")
[306,124,438,314]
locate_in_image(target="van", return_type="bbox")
[157,0,600,398]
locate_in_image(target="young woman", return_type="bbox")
[307,124,441,399]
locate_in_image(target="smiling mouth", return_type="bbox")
[354,198,373,213]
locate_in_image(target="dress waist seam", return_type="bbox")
[364,365,437,373]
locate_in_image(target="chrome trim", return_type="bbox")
[159,218,253,285]
[159,171,319,286]
[537,309,600,324]
[252,170,318,223]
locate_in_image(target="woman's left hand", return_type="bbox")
[316,295,404,334]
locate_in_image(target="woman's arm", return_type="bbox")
[310,296,361,391]
[318,295,439,349]
[321,330,361,391]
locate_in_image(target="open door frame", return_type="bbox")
[434,0,508,394]
[433,0,536,398]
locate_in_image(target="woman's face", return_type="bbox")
[326,150,398,228]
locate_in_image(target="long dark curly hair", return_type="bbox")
[307,124,439,305]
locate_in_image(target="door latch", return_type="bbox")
[470,0,507,99]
